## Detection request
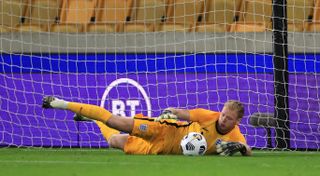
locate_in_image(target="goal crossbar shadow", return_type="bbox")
[249,113,277,148]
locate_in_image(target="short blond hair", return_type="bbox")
[224,100,244,119]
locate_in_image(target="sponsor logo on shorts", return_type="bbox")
[139,124,148,131]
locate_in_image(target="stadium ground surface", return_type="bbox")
[0,148,319,176]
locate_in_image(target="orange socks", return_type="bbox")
[95,121,120,141]
[67,102,120,142]
[67,102,112,123]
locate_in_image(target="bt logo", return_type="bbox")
[100,78,151,117]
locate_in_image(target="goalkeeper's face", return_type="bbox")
[218,107,240,133]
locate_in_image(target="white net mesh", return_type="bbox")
[0,0,319,150]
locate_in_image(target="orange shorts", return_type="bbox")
[123,117,190,155]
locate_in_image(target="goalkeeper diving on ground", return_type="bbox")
[42,96,252,156]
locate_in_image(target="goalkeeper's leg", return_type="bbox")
[42,96,134,133]
[108,134,129,150]
[95,121,120,142]
[73,114,120,142]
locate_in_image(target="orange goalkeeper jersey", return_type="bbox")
[188,108,246,154]
[126,108,246,155]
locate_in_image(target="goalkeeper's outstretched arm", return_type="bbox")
[155,108,191,122]
[167,108,191,120]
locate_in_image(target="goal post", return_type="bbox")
[273,0,290,149]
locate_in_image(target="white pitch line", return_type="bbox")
[0,160,107,165]
[0,148,120,153]
[0,160,166,166]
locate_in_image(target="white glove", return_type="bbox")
[154,109,178,122]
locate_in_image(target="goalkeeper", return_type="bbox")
[42,96,252,156]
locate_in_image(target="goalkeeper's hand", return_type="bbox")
[215,139,247,156]
[154,109,178,122]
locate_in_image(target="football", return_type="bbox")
[180,132,207,156]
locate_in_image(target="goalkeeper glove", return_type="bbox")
[154,109,178,122]
[215,139,247,156]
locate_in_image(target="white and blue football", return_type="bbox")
[180,132,207,156]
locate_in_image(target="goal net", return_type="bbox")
[0,0,319,150]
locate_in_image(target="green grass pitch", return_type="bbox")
[0,148,319,176]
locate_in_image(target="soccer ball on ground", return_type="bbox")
[180,132,207,156]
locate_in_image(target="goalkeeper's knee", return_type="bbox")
[107,134,127,150]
